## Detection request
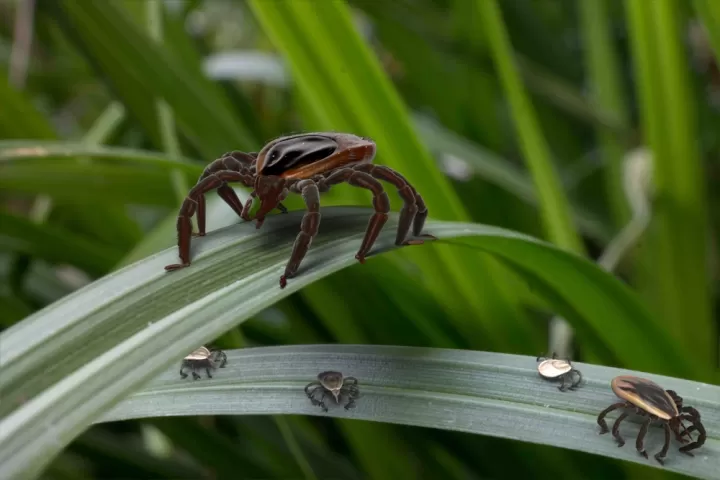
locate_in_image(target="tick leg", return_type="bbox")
[280,180,321,288]
[179,367,188,379]
[305,381,322,398]
[597,402,627,434]
[612,412,629,447]
[354,164,433,245]
[570,369,582,389]
[192,371,201,380]
[679,408,707,455]
[654,423,671,465]
[241,192,256,221]
[558,375,568,392]
[194,194,207,236]
[165,171,254,271]
[635,417,651,459]
[218,351,228,368]
[316,168,391,262]
[216,184,246,221]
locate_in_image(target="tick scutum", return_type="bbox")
[259,135,339,176]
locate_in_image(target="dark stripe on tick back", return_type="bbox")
[261,135,339,176]
[618,382,677,416]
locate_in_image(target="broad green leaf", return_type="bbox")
[0,208,705,478]
[100,346,720,480]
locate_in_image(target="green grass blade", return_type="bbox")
[693,0,720,64]
[43,0,257,157]
[477,0,584,255]
[0,142,203,206]
[0,207,707,477]
[579,0,632,228]
[0,211,122,275]
[626,0,714,365]
[100,346,720,480]
[413,114,612,244]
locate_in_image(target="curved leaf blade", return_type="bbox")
[0,208,699,478]
[101,346,720,480]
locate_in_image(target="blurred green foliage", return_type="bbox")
[0,0,718,478]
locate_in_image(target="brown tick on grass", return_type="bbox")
[164,132,434,288]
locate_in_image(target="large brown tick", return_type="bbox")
[597,375,706,465]
[165,132,433,288]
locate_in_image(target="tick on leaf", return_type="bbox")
[597,375,706,465]
[305,371,360,412]
[164,132,435,288]
[536,353,582,391]
[180,346,227,380]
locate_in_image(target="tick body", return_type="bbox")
[180,346,227,380]
[163,132,434,288]
[536,353,582,391]
[305,371,360,412]
[597,375,706,465]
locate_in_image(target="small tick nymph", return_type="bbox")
[597,375,706,465]
[179,346,227,380]
[305,371,360,412]
[536,353,582,391]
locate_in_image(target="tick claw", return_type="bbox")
[165,263,189,271]
[279,275,288,289]
[355,254,366,264]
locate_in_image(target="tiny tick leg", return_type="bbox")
[679,407,707,455]
[654,423,671,465]
[636,418,651,459]
[597,402,626,434]
[558,374,568,392]
[612,412,629,447]
[280,180,321,288]
[570,369,582,389]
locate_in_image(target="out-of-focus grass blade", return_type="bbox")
[42,0,258,157]
[477,0,584,255]
[0,74,55,139]
[0,163,194,207]
[579,0,632,228]
[0,142,203,206]
[413,114,611,244]
[0,207,699,478]
[626,0,714,366]
[0,141,202,172]
[694,0,720,65]
[101,346,720,480]
[248,0,534,352]
[0,211,122,275]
